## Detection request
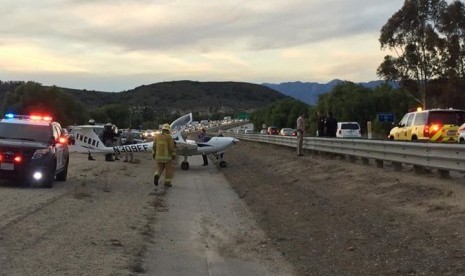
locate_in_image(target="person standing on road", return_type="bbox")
[296,112,305,156]
[112,124,121,160]
[198,128,209,166]
[87,119,96,161]
[123,128,135,163]
[102,123,116,162]
[316,110,325,137]
[325,112,338,137]
[217,129,224,159]
[153,123,177,187]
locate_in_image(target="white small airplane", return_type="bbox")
[69,113,239,169]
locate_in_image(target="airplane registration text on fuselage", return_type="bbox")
[113,144,150,154]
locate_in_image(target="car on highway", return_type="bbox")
[388,108,465,142]
[267,126,279,135]
[120,130,144,144]
[0,114,70,187]
[260,129,267,134]
[279,128,295,136]
[244,129,254,134]
[336,122,361,138]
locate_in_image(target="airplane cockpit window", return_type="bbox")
[171,113,193,133]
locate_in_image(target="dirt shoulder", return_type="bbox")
[0,153,158,276]
[221,141,465,275]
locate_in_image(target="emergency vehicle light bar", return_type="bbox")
[4,113,53,122]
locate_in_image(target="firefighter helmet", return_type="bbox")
[162,123,171,131]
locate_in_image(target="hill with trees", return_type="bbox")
[0,80,290,128]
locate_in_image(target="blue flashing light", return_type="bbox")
[5,113,14,119]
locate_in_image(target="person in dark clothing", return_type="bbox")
[325,112,338,137]
[87,119,96,161]
[102,123,115,161]
[198,128,209,166]
[316,110,326,137]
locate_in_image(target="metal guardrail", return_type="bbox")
[233,134,465,176]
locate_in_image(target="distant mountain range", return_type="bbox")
[263,79,395,105]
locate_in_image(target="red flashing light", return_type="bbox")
[424,124,442,137]
[14,156,22,163]
[29,114,53,121]
[0,154,2,162]
[431,124,441,132]
[30,115,42,120]
[58,137,67,144]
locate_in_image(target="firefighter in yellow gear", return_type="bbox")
[153,123,176,187]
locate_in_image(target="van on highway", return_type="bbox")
[389,108,465,142]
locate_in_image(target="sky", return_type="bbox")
[0,0,407,92]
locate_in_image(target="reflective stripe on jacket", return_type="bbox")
[153,132,176,162]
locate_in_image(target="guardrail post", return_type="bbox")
[393,162,402,171]
[367,121,372,139]
[361,157,369,165]
[438,169,450,178]
[375,159,383,168]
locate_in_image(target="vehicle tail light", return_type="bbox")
[58,137,67,144]
[0,154,2,162]
[425,124,442,137]
[14,156,22,163]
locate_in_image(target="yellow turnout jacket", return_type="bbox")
[152,132,176,162]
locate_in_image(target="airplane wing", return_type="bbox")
[176,139,198,156]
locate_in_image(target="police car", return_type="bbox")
[0,114,70,187]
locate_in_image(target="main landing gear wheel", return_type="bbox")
[219,161,227,168]
[181,161,189,170]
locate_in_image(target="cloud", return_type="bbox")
[0,0,407,90]
[1,0,401,52]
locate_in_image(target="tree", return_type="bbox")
[314,82,416,136]
[1,82,87,126]
[378,0,448,109]
[438,0,465,78]
[251,99,309,131]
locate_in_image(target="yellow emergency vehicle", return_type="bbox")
[388,108,465,142]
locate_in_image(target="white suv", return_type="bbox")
[336,122,361,138]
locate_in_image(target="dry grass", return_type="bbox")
[73,180,92,199]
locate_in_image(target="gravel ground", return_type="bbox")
[0,153,157,276]
[221,140,465,276]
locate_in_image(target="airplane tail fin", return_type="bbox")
[71,126,112,153]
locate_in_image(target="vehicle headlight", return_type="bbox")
[32,148,51,159]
